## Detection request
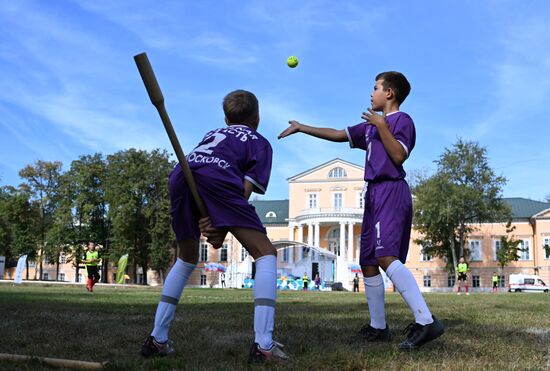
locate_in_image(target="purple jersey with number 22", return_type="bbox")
[169,125,272,241]
[346,112,416,265]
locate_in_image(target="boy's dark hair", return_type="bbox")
[376,71,411,105]
[223,90,259,124]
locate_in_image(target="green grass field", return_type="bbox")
[0,283,549,370]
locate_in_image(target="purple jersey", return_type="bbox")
[187,125,272,195]
[346,111,415,182]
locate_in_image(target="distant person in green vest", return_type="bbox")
[492,272,499,293]
[353,273,360,292]
[302,272,309,291]
[456,257,469,295]
[84,242,101,292]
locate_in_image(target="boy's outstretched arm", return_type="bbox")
[278,120,348,142]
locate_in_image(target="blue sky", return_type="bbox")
[1,0,549,201]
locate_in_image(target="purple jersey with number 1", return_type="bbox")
[169,124,272,241]
[346,112,416,266]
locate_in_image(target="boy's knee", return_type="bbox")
[377,256,398,271]
[177,239,199,263]
[257,245,277,257]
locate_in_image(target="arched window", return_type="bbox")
[266,211,277,218]
[328,167,347,178]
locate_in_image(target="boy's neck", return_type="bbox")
[227,123,257,131]
[383,101,401,115]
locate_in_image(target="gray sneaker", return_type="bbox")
[248,341,289,363]
[139,336,175,357]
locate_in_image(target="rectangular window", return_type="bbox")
[519,240,530,260]
[420,249,432,261]
[59,252,67,264]
[472,275,480,287]
[29,260,36,268]
[357,191,364,209]
[447,275,456,287]
[220,244,228,262]
[241,246,248,261]
[308,194,317,209]
[80,273,85,283]
[200,274,207,286]
[43,273,49,281]
[498,275,505,287]
[283,248,289,262]
[493,239,501,261]
[200,242,208,262]
[333,193,343,209]
[423,275,431,287]
[58,273,65,281]
[544,237,550,259]
[469,240,482,261]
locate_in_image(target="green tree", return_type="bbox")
[19,160,62,279]
[49,154,110,282]
[496,221,521,276]
[0,186,40,279]
[106,149,173,284]
[413,139,511,274]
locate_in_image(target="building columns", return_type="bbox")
[339,222,346,258]
[347,222,354,261]
[288,225,294,264]
[314,222,320,247]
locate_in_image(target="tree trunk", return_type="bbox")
[56,261,60,281]
[38,250,44,280]
[459,223,465,258]
[450,237,458,279]
[25,260,29,280]
[102,258,108,283]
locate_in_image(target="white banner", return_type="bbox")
[14,255,27,284]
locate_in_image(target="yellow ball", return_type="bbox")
[287,55,298,68]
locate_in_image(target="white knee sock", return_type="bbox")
[386,260,433,325]
[151,258,196,342]
[363,274,386,329]
[253,255,277,350]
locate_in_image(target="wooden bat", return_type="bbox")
[133,52,207,218]
[0,353,107,369]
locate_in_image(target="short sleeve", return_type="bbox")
[393,114,416,157]
[244,142,272,194]
[346,122,368,150]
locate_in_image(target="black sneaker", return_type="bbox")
[399,316,444,350]
[357,324,393,342]
[248,341,289,363]
[139,336,175,358]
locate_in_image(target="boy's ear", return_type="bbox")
[385,88,394,100]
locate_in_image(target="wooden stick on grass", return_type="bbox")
[0,353,107,369]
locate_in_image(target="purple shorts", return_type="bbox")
[359,180,412,266]
[169,165,266,241]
